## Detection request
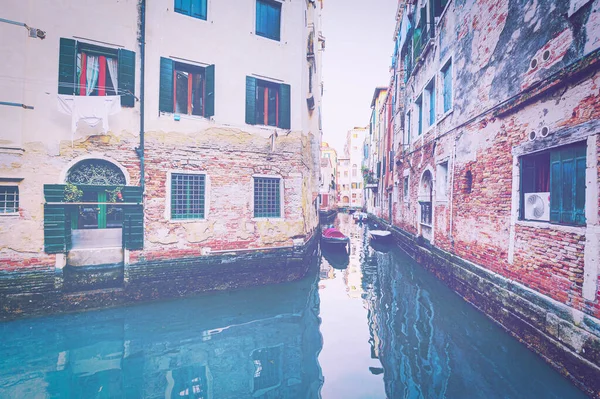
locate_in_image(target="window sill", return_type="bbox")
[0,212,20,217]
[420,222,432,228]
[168,218,208,223]
[438,109,453,124]
[174,11,208,22]
[436,199,449,204]
[0,147,25,155]
[515,220,585,234]
[254,32,282,43]
[161,112,211,122]
[252,217,285,222]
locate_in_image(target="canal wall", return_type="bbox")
[369,214,600,398]
[0,234,319,321]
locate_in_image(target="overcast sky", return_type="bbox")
[321,0,398,155]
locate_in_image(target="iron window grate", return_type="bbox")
[0,186,18,213]
[254,177,280,218]
[171,173,205,219]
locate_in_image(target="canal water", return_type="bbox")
[0,214,587,398]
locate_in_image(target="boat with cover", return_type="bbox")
[369,229,392,242]
[321,227,350,247]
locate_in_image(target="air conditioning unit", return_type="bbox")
[524,192,550,221]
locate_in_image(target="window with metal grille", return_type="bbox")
[171,173,205,219]
[252,346,282,393]
[0,186,18,213]
[254,177,280,218]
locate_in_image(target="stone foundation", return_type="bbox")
[369,214,600,398]
[0,235,318,321]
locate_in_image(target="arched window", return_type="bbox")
[67,159,126,185]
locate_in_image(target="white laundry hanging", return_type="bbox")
[57,95,121,142]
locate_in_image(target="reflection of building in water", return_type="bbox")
[374,248,451,399]
[0,266,322,398]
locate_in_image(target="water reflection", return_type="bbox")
[0,258,322,398]
[0,213,589,399]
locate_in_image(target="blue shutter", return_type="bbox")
[429,85,436,125]
[443,62,452,112]
[191,0,207,19]
[245,76,257,125]
[278,83,291,129]
[118,48,136,107]
[383,156,386,176]
[389,151,394,171]
[159,57,174,113]
[417,101,423,135]
[205,64,215,117]
[550,143,587,225]
[58,38,77,95]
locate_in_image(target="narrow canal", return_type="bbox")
[0,214,588,398]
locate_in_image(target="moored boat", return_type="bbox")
[321,227,350,248]
[369,229,392,242]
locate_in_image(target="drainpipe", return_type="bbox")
[136,0,146,190]
[448,132,462,245]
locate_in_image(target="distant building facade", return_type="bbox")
[344,127,368,209]
[319,142,337,209]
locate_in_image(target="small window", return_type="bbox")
[405,111,411,146]
[174,0,207,20]
[0,186,19,214]
[437,162,449,199]
[403,177,409,201]
[464,170,473,194]
[520,142,586,225]
[174,62,206,116]
[352,193,357,199]
[256,0,281,41]
[254,177,281,218]
[351,183,357,189]
[416,96,423,135]
[246,77,290,129]
[441,60,453,113]
[171,173,206,219]
[425,79,435,127]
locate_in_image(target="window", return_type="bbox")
[174,0,207,20]
[256,0,281,41]
[520,142,586,225]
[245,77,290,129]
[0,186,18,214]
[403,177,409,201]
[159,58,215,117]
[252,346,282,393]
[416,96,423,135]
[352,193,357,199]
[353,133,358,139]
[441,60,453,113]
[437,162,448,199]
[254,177,281,218]
[426,80,435,127]
[464,170,473,194]
[351,183,357,189]
[58,38,135,106]
[344,171,348,177]
[405,111,411,147]
[389,150,394,172]
[171,173,206,219]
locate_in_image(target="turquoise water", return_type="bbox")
[0,214,588,398]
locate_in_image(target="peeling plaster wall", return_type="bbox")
[1,1,322,275]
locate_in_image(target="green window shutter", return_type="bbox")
[118,48,136,107]
[123,204,144,250]
[44,205,70,253]
[58,38,77,95]
[377,161,381,178]
[44,184,67,202]
[205,64,215,117]
[574,145,586,225]
[245,76,256,125]
[278,83,291,129]
[159,57,174,113]
[383,156,386,176]
[121,186,143,203]
[191,0,207,20]
[549,150,561,223]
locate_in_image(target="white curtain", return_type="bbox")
[106,57,118,95]
[85,55,99,96]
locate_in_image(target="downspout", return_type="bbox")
[448,132,461,246]
[137,0,146,191]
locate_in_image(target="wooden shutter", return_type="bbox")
[123,204,144,250]
[121,185,143,203]
[118,48,136,107]
[389,151,395,171]
[205,64,215,117]
[278,83,291,129]
[159,57,174,113]
[245,76,256,125]
[58,38,77,95]
[550,143,587,225]
[383,156,386,176]
[191,0,207,19]
[377,162,381,178]
[43,184,71,254]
